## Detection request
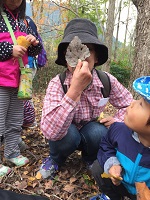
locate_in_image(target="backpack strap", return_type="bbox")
[59,71,67,94]
[95,69,111,98]
[59,69,111,98]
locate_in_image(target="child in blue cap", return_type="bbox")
[90,76,150,200]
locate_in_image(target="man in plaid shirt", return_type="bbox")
[39,18,133,179]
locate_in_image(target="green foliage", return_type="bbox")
[68,0,107,34]
[82,174,94,186]
[116,47,134,68]
[110,45,134,87]
[110,60,131,87]
[33,56,65,93]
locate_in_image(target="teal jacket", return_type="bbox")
[97,122,150,195]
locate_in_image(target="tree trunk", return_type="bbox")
[114,0,123,60]
[123,0,130,48]
[102,0,116,72]
[128,0,150,98]
[92,0,105,38]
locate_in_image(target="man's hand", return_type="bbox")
[67,60,92,101]
[109,165,122,186]
[100,116,115,128]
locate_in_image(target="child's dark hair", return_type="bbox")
[0,0,26,19]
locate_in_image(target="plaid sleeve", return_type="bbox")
[40,75,78,141]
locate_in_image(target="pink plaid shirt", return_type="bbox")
[41,69,133,141]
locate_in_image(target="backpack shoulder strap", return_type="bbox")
[95,69,111,98]
[59,71,67,94]
[59,69,111,97]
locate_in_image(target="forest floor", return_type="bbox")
[0,93,116,200]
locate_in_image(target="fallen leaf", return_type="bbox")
[15,180,28,190]
[45,180,53,190]
[65,36,90,67]
[135,182,150,200]
[35,171,42,180]
[70,177,77,184]
[63,184,75,193]
[23,171,29,175]
[28,176,36,181]
[101,172,123,181]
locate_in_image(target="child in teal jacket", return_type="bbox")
[90,76,150,200]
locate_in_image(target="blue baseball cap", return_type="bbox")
[133,76,150,103]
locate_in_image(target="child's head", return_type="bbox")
[124,76,150,135]
[1,0,26,19]
[55,18,108,67]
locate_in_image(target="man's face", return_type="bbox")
[84,44,98,71]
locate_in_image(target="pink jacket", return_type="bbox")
[0,6,42,88]
[0,31,28,88]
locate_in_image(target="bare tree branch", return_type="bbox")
[51,1,80,17]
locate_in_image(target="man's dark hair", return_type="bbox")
[0,0,26,19]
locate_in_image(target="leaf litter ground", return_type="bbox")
[0,93,116,200]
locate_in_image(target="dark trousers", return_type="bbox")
[90,160,136,200]
[49,122,108,165]
[0,189,48,200]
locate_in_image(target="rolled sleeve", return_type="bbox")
[104,157,120,173]
[61,95,78,111]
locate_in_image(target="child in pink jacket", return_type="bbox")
[0,0,42,176]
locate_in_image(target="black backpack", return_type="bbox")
[59,69,111,98]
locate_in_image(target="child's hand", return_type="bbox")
[26,34,39,46]
[109,165,122,186]
[13,45,27,58]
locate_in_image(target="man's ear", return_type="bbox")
[94,56,98,64]
[94,50,98,64]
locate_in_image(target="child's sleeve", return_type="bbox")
[0,42,13,61]
[26,25,42,57]
[97,123,121,173]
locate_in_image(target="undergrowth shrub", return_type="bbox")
[33,57,65,93]
[110,60,131,87]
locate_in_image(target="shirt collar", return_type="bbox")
[132,132,140,143]
[132,131,150,148]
